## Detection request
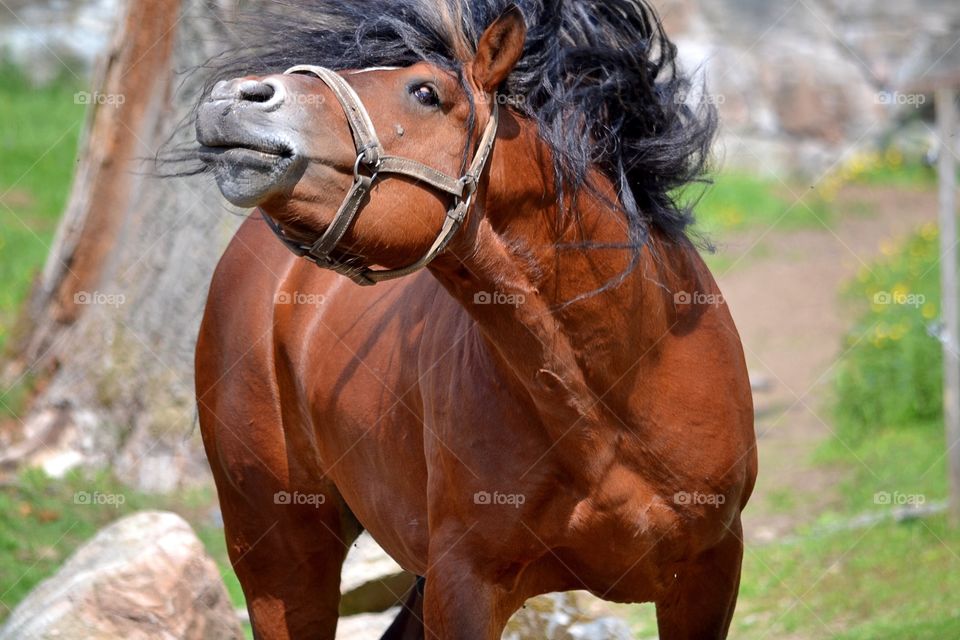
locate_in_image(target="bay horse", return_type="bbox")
[193,1,757,638]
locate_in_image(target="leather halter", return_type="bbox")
[262,65,501,286]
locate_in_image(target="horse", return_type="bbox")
[192,1,757,638]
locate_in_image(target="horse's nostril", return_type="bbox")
[238,80,276,103]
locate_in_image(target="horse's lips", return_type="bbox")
[198,145,291,168]
[198,142,303,208]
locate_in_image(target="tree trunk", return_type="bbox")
[3,0,246,491]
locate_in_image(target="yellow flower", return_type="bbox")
[885,148,904,167]
[920,223,938,241]
[890,324,908,341]
[922,303,938,320]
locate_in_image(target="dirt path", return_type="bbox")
[715,185,938,542]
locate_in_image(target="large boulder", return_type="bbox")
[0,511,242,640]
[504,592,633,640]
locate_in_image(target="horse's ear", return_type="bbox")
[471,5,527,94]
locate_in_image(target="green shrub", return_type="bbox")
[833,224,944,442]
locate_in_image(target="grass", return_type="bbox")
[0,63,85,354]
[691,152,939,241]
[689,172,833,237]
[0,469,247,630]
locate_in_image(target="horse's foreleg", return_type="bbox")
[220,483,357,640]
[419,554,520,640]
[654,520,744,640]
[198,398,357,639]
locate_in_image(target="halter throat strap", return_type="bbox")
[262,64,500,286]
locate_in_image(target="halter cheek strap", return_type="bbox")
[262,64,500,286]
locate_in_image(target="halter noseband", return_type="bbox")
[262,65,500,286]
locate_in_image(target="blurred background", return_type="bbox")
[1,0,959,638]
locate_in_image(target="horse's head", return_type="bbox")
[197,7,527,282]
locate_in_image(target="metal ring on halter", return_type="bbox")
[455,175,479,218]
[353,153,378,183]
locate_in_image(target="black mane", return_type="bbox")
[187,0,715,252]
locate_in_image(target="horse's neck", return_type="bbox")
[430,168,700,459]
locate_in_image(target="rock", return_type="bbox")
[504,592,633,640]
[339,533,415,616]
[335,608,400,640]
[335,592,632,640]
[660,0,960,175]
[0,511,242,640]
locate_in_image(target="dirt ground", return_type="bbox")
[717,185,939,542]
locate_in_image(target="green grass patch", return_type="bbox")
[838,149,938,190]
[687,172,833,237]
[734,515,960,638]
[0,63,85,354]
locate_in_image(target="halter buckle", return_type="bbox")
[454,175,478,217]
[353,152,380,184]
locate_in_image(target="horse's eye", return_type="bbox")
[411,84,440,108]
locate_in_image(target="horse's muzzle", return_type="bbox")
[196,77,304,207]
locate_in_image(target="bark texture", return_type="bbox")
[7,0,247,491]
